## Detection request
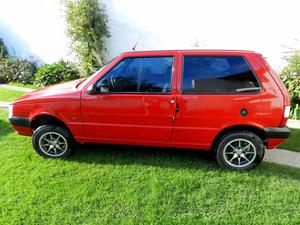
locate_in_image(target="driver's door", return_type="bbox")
[81,55,177,143]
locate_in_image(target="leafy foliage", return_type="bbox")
[0,38,80,87]
[0,39,37,84]
[0,57,37,84]
[0,38,8,59]
[35,59,80,87]
[280,53,300,119]
[65,0,110,76]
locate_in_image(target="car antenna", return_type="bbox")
[132,36,142,51]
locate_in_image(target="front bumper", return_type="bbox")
[9,116,32,136]
[9,116,31,127]
[264,126,290,139]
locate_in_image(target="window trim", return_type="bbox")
[94,55,175,95]
[181,55,262,95]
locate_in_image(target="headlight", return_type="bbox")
[8,105,13,118]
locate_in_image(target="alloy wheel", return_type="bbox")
[223,138,257,168]
[38,132,68,157]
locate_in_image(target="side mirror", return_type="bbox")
[99,85,109,93]
[87,84,109,94]
[87,84,95,95]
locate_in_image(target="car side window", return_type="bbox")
[96,56,174,93]
[182,56,261,94]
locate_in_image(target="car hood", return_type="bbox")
[13,78,86,105]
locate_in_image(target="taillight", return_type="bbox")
[284,106,291,118]
[280,105,290,127]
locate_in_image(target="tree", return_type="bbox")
[280,52,300,119]
[65,0,110,75]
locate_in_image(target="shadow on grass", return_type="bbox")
[70,143,217,170]
[66,143,300,180]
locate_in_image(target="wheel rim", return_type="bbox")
[38,132,68,157]
[223,138,257,168]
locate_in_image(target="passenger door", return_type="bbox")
[81,55,177,142]
[172,53,262,149]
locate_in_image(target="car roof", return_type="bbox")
[122,49,255,54]
[121,49,257,57]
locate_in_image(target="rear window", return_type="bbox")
[182,56,261,94]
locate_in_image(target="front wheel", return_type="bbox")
[32,125,74,158]
[215,132,265,171]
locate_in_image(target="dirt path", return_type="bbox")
[0,101,9,109]
[264,149,300,168]
[0,84,35,93]
[287,119,300,129]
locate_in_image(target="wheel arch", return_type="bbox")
[211,125,267,151]
[30,114,73,137]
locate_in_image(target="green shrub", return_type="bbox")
[280,52,300,119]
[65,0,110,76]
[0,57,37,84]
[35,60,80,87]
[0,38,8,59]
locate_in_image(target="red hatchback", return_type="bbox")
[9,50,290,170]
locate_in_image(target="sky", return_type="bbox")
[1,0,300,71]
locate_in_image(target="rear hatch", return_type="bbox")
[257,54,291,126]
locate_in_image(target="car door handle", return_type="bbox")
[175,103,180,112]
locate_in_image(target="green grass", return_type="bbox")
[8,82,38,89]
[1,110,300,224]
[279,128,300,152]
[0,88,26,101]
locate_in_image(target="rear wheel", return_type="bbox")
[32,125,74,158]
[215,132,265,171]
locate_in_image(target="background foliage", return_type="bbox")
[0,57,37,84]
[0,39,8,58]
[35,59,80,87]
[280,52,300,119]
[0,38,80,87]
[0,39,38,84]
[65,0,110,76]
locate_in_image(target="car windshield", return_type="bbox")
[78,57,116,88]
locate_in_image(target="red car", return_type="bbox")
[8,50,290,170]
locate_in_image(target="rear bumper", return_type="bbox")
[264,127,290,149]
[264,126,290,139]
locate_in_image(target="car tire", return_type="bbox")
[32,125,74,158]
[215,131,265,171]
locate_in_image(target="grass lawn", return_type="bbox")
[0,109,300,224]
[0,88,26,102]
[8,81,39,89]
[279,128,300,152]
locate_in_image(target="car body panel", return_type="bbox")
[9,50,290,150]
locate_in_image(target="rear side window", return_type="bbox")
[182,56,261,94]
[96,56,173,93]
